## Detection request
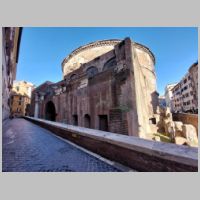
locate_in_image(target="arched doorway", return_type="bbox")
[45,101,56,121]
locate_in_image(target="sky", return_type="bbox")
[16,27,198,95]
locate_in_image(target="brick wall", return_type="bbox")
[173,113,198,134]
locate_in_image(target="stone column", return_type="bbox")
[34,94,39,118]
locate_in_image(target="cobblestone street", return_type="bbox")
[2,118,123,172]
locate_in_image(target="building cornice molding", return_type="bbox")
[61,39,155,72]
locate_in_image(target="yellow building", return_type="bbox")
[12,80,34,97]
[10,80,34,117]
[11,94,31,117]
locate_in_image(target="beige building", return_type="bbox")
[2,27,22,121]
[171,62,198,113]
[158,95,166,108]
[11,94,31,117]
[10,80,34,117]
[12,80,34,98]
[189,62,198,110]
[165,83,176,111]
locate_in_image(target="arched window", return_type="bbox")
[84,114,91,128]
[103,56,117,71]
[86,66,98,78]
[70,74,78,81]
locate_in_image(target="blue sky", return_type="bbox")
[17,27,198,95]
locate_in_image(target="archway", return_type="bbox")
[45,101,56,121]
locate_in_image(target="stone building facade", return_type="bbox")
[10,80,34,117]
[30,38,159,138]
[165,83,176,111]
[158,96,166,109]
[10,94,30,117]
[189,62,198,110]
[12,80,34,98]
[171,62,198,113]
[2,27,22,121]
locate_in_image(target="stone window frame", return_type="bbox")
[102,56,117,71]
[70,73,78,81]
[86,66,98,78]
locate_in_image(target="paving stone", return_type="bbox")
[2,118,122,172]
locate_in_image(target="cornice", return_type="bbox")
[61,39,156,72]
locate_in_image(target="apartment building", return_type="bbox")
[158,96,166,109]
[189,62,198,109]
[165,83,176,111]
[171,62,198,113]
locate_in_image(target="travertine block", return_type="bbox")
[182,124,198,143]
[175,136,187,145]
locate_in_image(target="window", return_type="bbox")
[184,79,187,84]
[72,115,78,126]
[19,101,21,105]
[99,115,108,131]
[149,118,156,124]
[84,114,91,128]
[86,66,98,78]
[70,74,78,81]
[103,57,117,71]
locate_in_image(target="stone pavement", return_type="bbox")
[2,118,125,172]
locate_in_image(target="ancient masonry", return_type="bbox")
[30,38,159,138]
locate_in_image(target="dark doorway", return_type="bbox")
[45,101,56,121]
[25,104,30,116]
[73,114,78,126]
[99,115,108,131]
[84,114,91,128]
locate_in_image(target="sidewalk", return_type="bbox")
[2,118,126,172]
